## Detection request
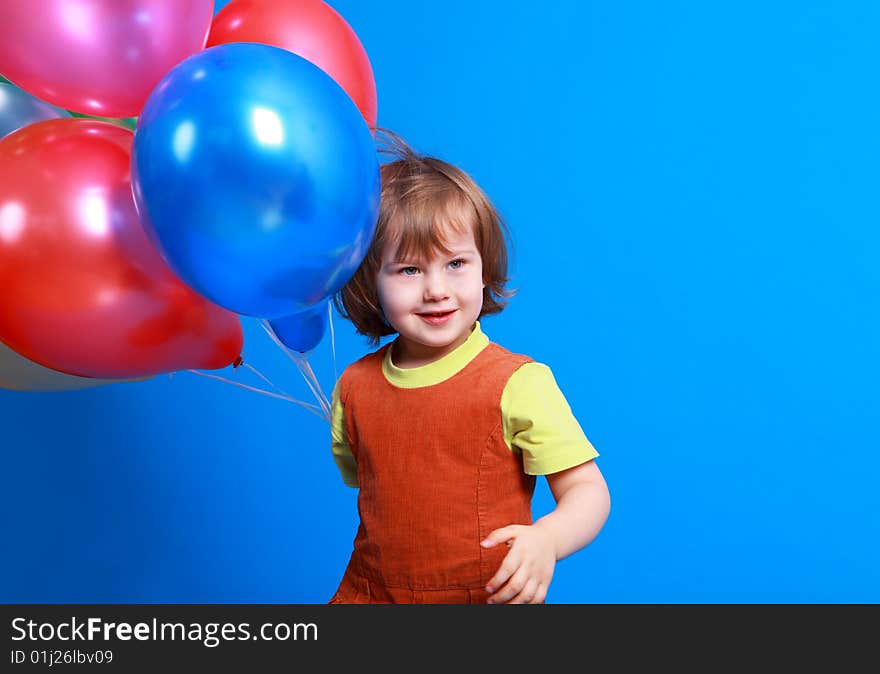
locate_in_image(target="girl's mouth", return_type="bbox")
[416,310,456,325]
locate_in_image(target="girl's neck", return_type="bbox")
[391,331,471,369]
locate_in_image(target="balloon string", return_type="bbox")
[327,300,338,385]
[185,369,328,422]
[296,354,331,419]
[241,362,298,402]
[296,355,329,417]
[259,320,331,418]
[241,359,329,421]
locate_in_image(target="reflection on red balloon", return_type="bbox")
[0,119,243,379]
[208,0,378,128]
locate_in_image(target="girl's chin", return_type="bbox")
[398,326,464,346]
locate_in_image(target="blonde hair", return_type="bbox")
[333,129,515,345]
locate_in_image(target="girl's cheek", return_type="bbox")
[387,278,416,302]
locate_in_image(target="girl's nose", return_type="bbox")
[422,272,450,300]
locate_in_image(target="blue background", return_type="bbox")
[2,0,879,603]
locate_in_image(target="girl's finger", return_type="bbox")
[487,565,530,604]
[508,578,540,605]
[480,525,519,548]
[485,551,520,597]
[534,583,548,605]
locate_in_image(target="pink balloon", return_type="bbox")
[0,1,214,118]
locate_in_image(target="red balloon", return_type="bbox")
[208,0,377,128]
[0,119,243,379]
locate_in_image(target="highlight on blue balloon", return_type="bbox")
[131,42,380,319]
[269,300,330,354]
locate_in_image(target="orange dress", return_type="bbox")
[329,342,536,604]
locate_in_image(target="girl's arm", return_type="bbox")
[536,459,611,560]
[481,460,610,603]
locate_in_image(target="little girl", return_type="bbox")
[328,132,610,604]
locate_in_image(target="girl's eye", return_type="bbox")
[400,266,419,276]
[449,259,464,270]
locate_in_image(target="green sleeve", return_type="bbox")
[330,381,359,488]
[501,362,599,475]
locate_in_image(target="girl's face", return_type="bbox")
[376,225,485,367]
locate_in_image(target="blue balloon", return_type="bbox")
[0,82,70,140]
[270,300,330,354]
[131,43,380,318]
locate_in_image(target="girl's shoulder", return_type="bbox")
[482,340,535,368]
[455,341,536,390]
[339,343,390,382]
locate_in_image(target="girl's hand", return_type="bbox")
[480,523,557,604]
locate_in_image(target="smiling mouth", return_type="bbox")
[416,310,456,317]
